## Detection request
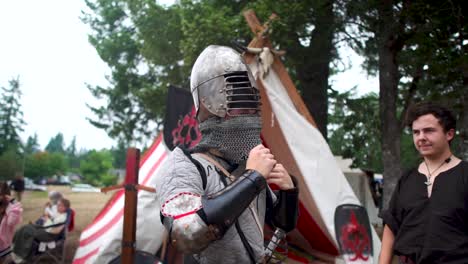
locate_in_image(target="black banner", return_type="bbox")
[163,85,201,150]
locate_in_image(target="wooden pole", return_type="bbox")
[121,148,140,264]
[100,148,156,263]
[242,10,339,256]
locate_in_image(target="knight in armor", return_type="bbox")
[155,45,299,263]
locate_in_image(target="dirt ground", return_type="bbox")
[18,186,110,264]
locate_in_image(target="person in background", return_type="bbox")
[0,181,23,264]
[35,191,63,225]
[379,102,468,264]
[11,198,71,263]
[9,174,25,203]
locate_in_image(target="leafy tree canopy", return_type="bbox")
[24,151,69,180]
[0,149,22,181]
[45,133,65,153]
[82,0,467,180]
[0,77,26,155]
[79,149,115,186]
[83,0,342,143]
[25,134,40,155]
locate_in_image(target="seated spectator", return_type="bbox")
[11,198,70,263]
[35,191,63,225]
[0,181,23,263]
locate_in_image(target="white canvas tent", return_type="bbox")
[335,156,381,226]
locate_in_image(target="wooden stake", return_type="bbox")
[121,148,140,264]
[100,148,156,264]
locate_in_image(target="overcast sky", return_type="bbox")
[0,0,114,150]
[0,0,377,151]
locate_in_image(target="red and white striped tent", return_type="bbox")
[73,136,168,264]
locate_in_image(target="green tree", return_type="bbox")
[83,0,342,142]
[111,140,127,169]
[100,173,119,187]
[82,0,172,145]
[66,136,81,169]
[0,77,26,155]
[66,136,77,156]
[343,0,467,208]
[329,90,383,172]
[328,90,421,173]
[48,152,69,176]
[79,150,116,186]
[155,0,338,138]
[0,149,21,181]
[25,133,40,155]
[25,152,50,180]
[24,151,68,180]
[45,133,65,153]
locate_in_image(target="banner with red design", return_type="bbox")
[163,85,201,150]
[334,204,373,263]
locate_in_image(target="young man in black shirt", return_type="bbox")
[380,102,468,264]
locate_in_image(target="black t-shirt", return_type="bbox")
[381,161,468,264]
[10,179,25,192]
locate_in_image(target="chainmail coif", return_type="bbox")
[193,115,262,164]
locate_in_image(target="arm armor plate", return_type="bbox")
[160,170,266,253]
[198,169,266,238]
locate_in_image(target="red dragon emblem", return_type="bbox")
[339,211,371,261]
[171,108,201,149]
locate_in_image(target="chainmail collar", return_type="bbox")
[191,115,262,164]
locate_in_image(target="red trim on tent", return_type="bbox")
[78,137,166,247]
[262,135,338,256]
[140,135,163,167]
[297,202,339,256]
[79,152,167,246]
[79,208,124,247]
[81,136,164,234]
[73,248,99,264]
[141,152,167,186]
[82,190,124,233]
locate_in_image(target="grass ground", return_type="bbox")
[18,186,110,263]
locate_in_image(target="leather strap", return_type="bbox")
[195,153,268,263]
[194,153,236,182]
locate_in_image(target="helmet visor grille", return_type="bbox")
[224,71,260,116]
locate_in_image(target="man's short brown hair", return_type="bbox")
[405,102,456,132]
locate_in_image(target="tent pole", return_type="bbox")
[100,148,156,264]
